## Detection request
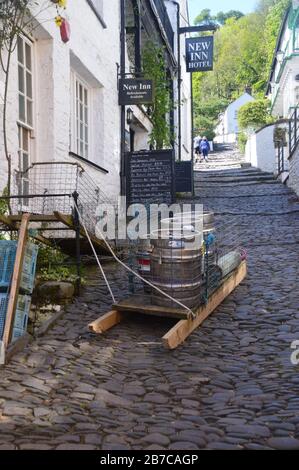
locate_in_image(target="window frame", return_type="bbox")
[17,35,35,130]
[70,71,92,161]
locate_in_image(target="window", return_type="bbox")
[17,36,34,207]
[18,126,30,202]
[17,36,33,127]
[72,75,90,159]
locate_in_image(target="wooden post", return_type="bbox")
[2,213,30,349]
[162,261,247,350]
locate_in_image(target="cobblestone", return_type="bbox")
[0,146,299,449]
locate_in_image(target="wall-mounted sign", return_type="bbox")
[119,79,154,106]
[186,36,214,73]
[126,150,175,206]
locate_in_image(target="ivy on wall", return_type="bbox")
[142,41,172,150]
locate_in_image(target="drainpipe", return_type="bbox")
[133,0,142,73]
[171,0,182,161]
[120,0,126,196]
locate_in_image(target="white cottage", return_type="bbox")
[0,0,122,201]
[266,1,299,191]
[214,92,255,144]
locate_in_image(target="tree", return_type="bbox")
[216,10,244,25]
[194,9,214,25]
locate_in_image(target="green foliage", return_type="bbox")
[0,188,8,216]
[238,99,274,130]
[238,132,248,154]
[39,266,78,283]
[194,8,244,26]
[215,10,244,25]
[36,244,81,284]
[194,9,214,25]
[193,0,290,138]
[142,41,172,149]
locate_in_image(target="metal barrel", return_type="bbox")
[150,229,203,309]
[172,211,215,234]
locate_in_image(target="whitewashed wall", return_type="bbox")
[214,93,254,144]
[288,147,299,195]
[165,0,192,161]
[245,125,278,174]
[0,0,121,201]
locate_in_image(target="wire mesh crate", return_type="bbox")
[0,241,38,294]
[120,210,246,312]
[0,294,30,340]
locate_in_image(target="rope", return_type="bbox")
[73,201,116,304]
[73,200,195,319]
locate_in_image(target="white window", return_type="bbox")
[18,126,30,204]
[71,73,90,159]
[17,36,34,207]
[17,36,33,127]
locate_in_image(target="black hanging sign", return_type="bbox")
[186,36,214,72]
[126,150,175,206]
[119,79,154,105]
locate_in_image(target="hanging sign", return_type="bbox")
[119,79,154,106]
[186,36,214,73]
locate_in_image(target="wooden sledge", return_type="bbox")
[88,260,247,350]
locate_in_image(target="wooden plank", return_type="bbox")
[88,310,122,334]
[113,295,190,320]
[0,213,17,229]
[2,214,31,348]
[162,261,247,350]
[54,211,109,254]
[10,214,58,222]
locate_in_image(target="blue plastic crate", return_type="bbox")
[0,293,31,340]
[0,241,38,293]
[0,241,17,289]
[21,244,39,294]
[0,293,9,339]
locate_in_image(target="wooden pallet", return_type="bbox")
[88,260,247,350]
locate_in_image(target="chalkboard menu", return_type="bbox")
[126,150,175,206]
[175,161,193,193]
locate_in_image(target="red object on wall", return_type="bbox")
[60,18,71,43]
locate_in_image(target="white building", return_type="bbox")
[0,0,121,201]
[266,1,299,191]
[214,92,255,144]
[0,0,192,218]
[246,2,299,184]
[165,0,192,161]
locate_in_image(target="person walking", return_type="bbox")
[200,136,210,162]
[193,135,202,162]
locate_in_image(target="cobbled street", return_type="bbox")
[1,145,299,450]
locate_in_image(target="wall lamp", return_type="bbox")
[127,108,133,125]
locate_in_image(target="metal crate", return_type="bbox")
[0,293,31,340]
[0,241,38,293]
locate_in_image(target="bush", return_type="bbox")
[36,244,82,284]
[238,99,274,130]
[238,131,248,154]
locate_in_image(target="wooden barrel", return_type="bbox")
[150,229,203,309]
